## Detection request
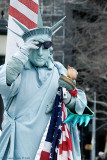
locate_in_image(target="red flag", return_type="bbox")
[35,92,73,160]
[57,103,73,160]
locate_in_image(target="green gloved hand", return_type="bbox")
[63,99,94,127]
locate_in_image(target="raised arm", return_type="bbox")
[6,38,39,85]
[0,38,38,98]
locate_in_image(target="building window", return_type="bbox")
[40,0,53,15]
[54,0,65,16]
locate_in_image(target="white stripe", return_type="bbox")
[59,132,62,144]
[62,111,64,121]
[59,126,70,144]
[62,131,67,141]
[68,150,73,159]
[60,130,69,142]
[62,150,70,159]
[62,126,69,141]
[63,103,67,117]
[35,118,51,160]
[10,0,38,23]
[57,150,73,160]
[64,125,70,138]
[32,0,39,4]
[43,141,52,152]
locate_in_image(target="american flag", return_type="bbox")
[35,87,73,160]
[6,0,39,63]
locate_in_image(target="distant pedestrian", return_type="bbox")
[97,151,104,160]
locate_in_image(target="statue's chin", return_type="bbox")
[30,60,46,67]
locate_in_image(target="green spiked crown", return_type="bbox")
[8,10,66,41]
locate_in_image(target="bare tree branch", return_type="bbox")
[65,0,107,122]
[88,98,107,107]
[96,110,107,115]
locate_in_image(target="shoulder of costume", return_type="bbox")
[0,64,4,69]
[0,64,6,71]
[54,61,67,75]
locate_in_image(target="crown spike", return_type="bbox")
[37,9,43,28]
[13,18,29,32]
[51,16,66,31]
[7,27,22,37]
[52,26,62,35]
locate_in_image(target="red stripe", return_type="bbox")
[59,139,72,154]
[9,6,37,29]
[62,124,66,132]
[59,121,73,155]
[18,0,39,14]
[59,136,73,155]
[40,151,50,160]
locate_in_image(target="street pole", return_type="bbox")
[91,92,96,160]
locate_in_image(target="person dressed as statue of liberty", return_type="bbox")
[0,10,94,160]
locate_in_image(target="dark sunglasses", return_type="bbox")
[36,41,52,49]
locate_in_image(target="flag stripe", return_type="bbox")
[59,134,73,154]
[6,0,39,62]
[57,150,73,160]
[18,0,39,14]
[36,88,73,160]
[42,142,51,152]
[57,102,73,160]
[9,6,37,29]
[40,151,50,160]
[32,0,39,4]
[59,141,70,152]
[10,0,38,24]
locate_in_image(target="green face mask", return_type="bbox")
[28,34,53,67]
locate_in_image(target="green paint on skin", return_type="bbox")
[27,34,52,67]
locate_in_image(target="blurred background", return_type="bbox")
[0,0,107,159]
